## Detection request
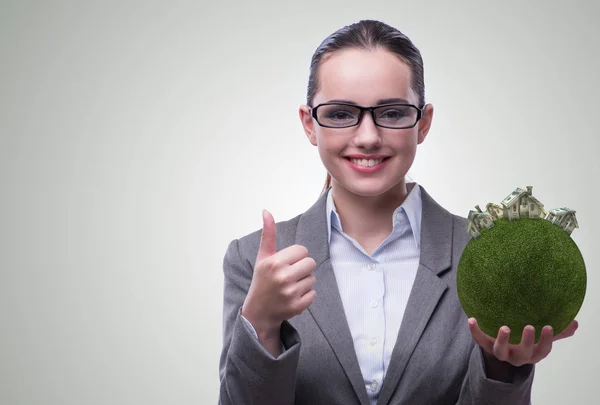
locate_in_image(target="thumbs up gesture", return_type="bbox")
[241,210,317,352]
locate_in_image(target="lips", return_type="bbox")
[344,156,390,173]
[345,156,391,167]
[348,157,386,167]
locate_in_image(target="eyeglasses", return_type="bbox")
[310,102,423,129]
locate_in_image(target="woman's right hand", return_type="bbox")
[241,209,317,355]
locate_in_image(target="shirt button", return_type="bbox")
[367,263,376,271]
[395,212,402,221]
[370,300,379,308]
[370,337,378,346]
[370,381,379,391]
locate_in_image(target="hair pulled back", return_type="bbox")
[306,20,425,193]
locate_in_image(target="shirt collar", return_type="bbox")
[325,182,422,250]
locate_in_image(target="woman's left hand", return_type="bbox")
[468,318,579,367]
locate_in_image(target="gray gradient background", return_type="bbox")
[1,1,598,404]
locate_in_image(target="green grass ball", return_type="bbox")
[457,217,586,344]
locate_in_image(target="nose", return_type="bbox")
[353,111,382,149]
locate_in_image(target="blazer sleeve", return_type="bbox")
[218,238,302,405]
[455,345,534,405]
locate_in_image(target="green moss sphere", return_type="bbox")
[457,217,586,344]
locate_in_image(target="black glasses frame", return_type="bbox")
[310,102,423,129]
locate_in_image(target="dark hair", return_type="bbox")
[306,20,425,194]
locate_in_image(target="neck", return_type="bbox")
[330,180,411,240]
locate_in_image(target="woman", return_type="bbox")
[218,20,577,405]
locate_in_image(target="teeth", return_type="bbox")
[350,158,384,167]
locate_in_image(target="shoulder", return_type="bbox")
[451,213,472,255]
[418,183,472,251]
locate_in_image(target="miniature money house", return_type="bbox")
[546,208,579,235]
[467,186,579,238]
[500,186,546,220]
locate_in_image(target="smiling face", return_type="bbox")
[300,47,433,200]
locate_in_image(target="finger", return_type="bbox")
[257,210,276,262]
[520,325,536,360]
[264,246,312,277]
[468,318,495,354]
[287,255,317,280]
[294,274,316,297]
[532,325,554,363]
[290,289,317,317]
[493,326,511,362]
[554,320,578,341]
[275,245,310,270]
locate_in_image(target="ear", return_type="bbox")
[299,105,318,146]
[417,103,434,144]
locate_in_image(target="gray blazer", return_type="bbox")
[219,184,534,405]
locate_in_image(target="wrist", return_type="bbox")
[241,303,281,339]
[481,348,516,383]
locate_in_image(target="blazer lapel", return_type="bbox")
[296,191,371,405]
[376,185,454,405]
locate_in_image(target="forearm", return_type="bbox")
[241,303,284,358]
[481,349,518,383]
[455,346,534,405]
[219,312,301,405]
[219,239,301,405]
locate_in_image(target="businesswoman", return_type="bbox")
[218,20,577,405]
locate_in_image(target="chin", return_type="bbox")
[341,178,406,198]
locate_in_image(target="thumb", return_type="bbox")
[257,209,276,262]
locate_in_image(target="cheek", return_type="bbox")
[390,130,419,151]
[403,139,419,161]
[389,133,420,169]
[315,134,347,174]
[315,130,343,155]
[316,141,337,167]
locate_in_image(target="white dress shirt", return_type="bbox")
[242,184,422,405]
[326,184,422,405]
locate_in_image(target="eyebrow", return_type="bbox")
[326,97,411,105]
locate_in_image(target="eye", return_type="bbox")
[325,109,357,121]
[378,108,408,120]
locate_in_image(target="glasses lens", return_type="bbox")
[374,105,417,128]
[316,104,360,127]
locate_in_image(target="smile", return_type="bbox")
[349,158,386,167]
[345,157,390,173]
